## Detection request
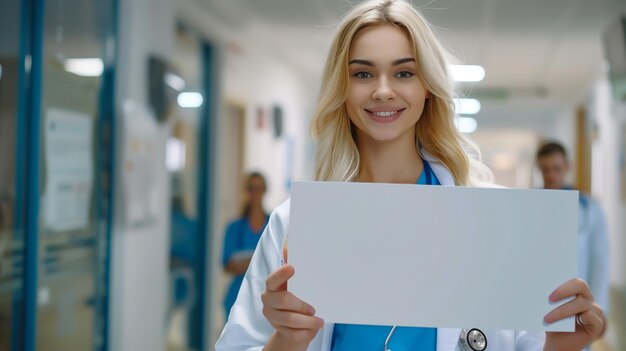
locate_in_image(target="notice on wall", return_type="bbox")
[121,101,161,228]
[44,108,94,233]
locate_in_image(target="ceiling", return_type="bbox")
[200,0,626,133]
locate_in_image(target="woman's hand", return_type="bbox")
[543,278,605,351]
[262,247,324,351]
[224,257,252,275]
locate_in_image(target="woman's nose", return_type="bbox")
[372,77,396,101]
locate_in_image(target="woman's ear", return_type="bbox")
[425,90,431,99]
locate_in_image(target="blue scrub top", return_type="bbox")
[331,159,440,351]
[222,215,269,317]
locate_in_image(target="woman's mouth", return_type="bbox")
[364,108,405,123]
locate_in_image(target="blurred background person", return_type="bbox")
[536,141,610,318]
[222,172,269,320]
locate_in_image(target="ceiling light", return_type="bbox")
[64,58,103,77]
[449,65,485,82]
[177,92,203,108]
[454,98,481,115]
[455,116,477,134]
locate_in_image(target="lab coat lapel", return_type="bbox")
[321,323,334,350]
[437,328,463,351]
[421,149,456,186]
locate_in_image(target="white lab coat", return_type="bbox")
[216,153,546,351]
[577,193,610,313]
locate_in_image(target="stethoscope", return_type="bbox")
[384,326,487,351]
[457,328,488,351]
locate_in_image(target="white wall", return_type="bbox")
[587,75,626,350]
[231,56,314,207]
[550,107,577,171]
[590,77,625,287]
[109,0,175,350]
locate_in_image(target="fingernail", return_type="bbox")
[308,306,316,315]
[543,314,551,323]
[549,290,558,302]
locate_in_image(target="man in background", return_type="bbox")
[536,141,610,317]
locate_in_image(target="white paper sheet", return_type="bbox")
[288,181,578,332]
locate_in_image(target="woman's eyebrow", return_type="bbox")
[392,57,415,65]
[348,59,374,66]
[348,57,416,66]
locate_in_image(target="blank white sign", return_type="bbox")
[288,181,577,332]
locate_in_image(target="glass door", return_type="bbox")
[1,1,116,350]
[34,0,116,350]
[0,1,27,350]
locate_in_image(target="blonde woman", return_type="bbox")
[216,1,605,350]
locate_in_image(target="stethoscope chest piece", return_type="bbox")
[458,328,487,351]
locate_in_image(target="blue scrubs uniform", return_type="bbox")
[222,216,269,318]
[331,160,440,351]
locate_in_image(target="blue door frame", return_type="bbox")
[191,41,215,351]
[172,23,216,351]
[21,0,45,349]
[17,0,118,350]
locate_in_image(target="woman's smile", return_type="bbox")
[363,107,406,123]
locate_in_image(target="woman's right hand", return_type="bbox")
[262,247,324,350]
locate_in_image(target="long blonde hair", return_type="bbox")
[311,0,492,186]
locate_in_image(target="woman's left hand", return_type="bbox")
[543,278,605,351]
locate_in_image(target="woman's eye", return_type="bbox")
[354,71,372,79]
[396,71,414,78]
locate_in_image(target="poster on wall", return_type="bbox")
[121,101,161,228]
[622,124,626,203]
[44,108,94,233]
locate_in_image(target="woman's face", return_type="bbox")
[346,24,429,143]
[246,176,266,205]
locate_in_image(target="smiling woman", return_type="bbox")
[310,1,492,186]
[215,1,607,350]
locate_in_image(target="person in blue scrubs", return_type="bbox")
[222,172,270,319]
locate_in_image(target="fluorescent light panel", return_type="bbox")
[64,58,103,77]
[166,138,186,171]
[177,92,203,108]
[454,98,481,115]
[449,64,485,82]
[455,116,478,134]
